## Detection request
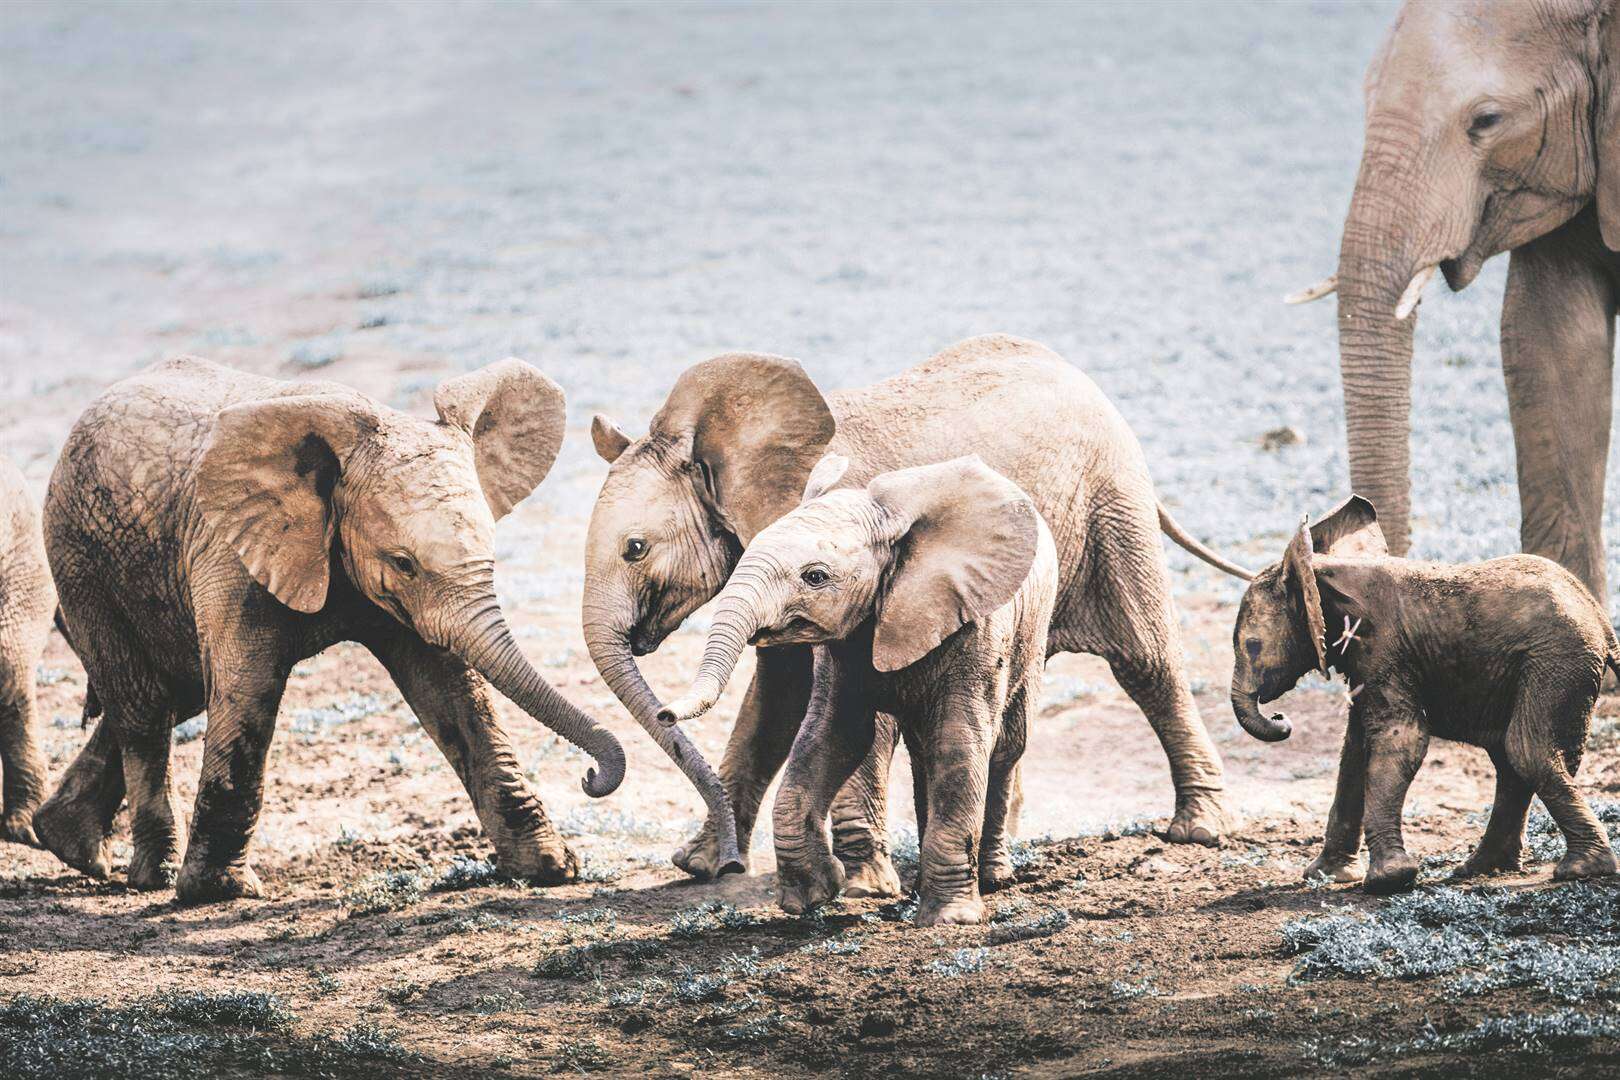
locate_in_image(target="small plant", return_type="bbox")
[672,964,731,1003]
[669,900,754,938]
[306,969,339,996]
[798,936,865,956]
[152,990,296,1030]
[928,947,990,977]
[335,1021,416,1061]
[435,856,502,891]
[343,867,431,914]
[986,907,1070,946]
[1109,976,1160,1000]
[551,1037,612,1073]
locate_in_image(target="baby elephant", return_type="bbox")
[0,459,55,846]
[661,454,1057,926]
[1232,495,1620,894]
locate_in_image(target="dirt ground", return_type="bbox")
[4,1,1620,1076]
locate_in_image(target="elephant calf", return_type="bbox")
[1231,495,1620,895]
[0,459,55,846]
[661,455,1057,926]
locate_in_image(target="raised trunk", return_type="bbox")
[1230,687,1291,743]
[1336,174,1419,556]
[582,590,743,874]
[449,600,625,797]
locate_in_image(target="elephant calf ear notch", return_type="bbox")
[1283,517,1330,675]
[868,455,1040,672]
[196,394,377,614]
[435,359,566,520]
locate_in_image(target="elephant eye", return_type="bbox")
[1468,110,1503,136]
[622,537,649,563]
[801,567,830,588]
[389,553,418,579]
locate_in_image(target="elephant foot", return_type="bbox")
[176,861,266,905]
[1364,851,1420,895]
[496,837,579,886]
[1166,788,1229,847]
[776,857,845,915]
[1554,846,1618,882]
[32,795,113,879]
[0,810,41,848]
[916,894,985,927]
[1451,846,1522,881]
[128,848,180,891]
[1304,852,1363,884]
[841,851,902,899]
[673,824,747,881]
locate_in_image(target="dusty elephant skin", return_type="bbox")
[660,455,1059,926]
[0,460,56,848]
[1231,494,1620,895]
[32,356,625,903]
[584,333,1252,887]
[1289,0,1620,606]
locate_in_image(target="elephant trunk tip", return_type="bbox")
[581,745,626,798]
[656,686,717,727]
[1231,688,1292,743]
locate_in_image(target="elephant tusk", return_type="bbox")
[1283,274,1337,305]
[1393,265,1435,321]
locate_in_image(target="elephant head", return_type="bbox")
[1289,0,1619,554]
[581,353,835,862]
[658,454,1040,725]
[1230,496,1387,742]
[195,359,625,796]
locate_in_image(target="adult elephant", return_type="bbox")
[583,334,1254,885]
[1289,0,1619,605]
[34,356,623,902]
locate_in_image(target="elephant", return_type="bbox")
[659,454,1058,926]
[1230,495,1620,895]
[1287,0,1620,607]
[32,356,624,903]
[583,333,1255,887]
[0,458,55,847]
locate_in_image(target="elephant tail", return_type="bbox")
[1157,503,1255,581]
[51,606,101,727]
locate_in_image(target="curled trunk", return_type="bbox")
[657,591,763,725]
[1231,687,1292,743]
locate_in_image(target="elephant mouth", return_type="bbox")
[628,623,667,656]
[750,617,823,648]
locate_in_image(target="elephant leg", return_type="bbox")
[979,682,1032,893]
[176,665,285,904]
[32,717,124,878]
[831,712,901,899]
[674,643,812,879]
[0,653,48,846]
[914,701,995,928]
[1500,231,1616,609]
[902,722,928,844]
[1503,679,1616,882]
[772,650,872,915]
[119,705,186,891]
[367,633,576,884]
[1358,699,1428,895]
[1305,720,1367,883]
[1453,746,1533,880]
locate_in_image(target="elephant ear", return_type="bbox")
[435,359,565,520]
[1309,494,1388,557]
[591,414,632,463]
[867,456,1040,673]
[652,353,836,544]
[1597,2,1620,250]
[197,393,377,613]
[1283,518,1329,675]
[801,453,850,503]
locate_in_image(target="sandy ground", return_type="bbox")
[3,1,1620,1076]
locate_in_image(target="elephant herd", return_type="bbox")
[1,0,1618,924]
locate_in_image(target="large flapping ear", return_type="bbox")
[1309,494,1388,557]
[867,456,1040,672]
[197,393,378,613]
[1596,1,1619,249]
[651,353,835,544]
[801,453,850,503]
[591,414,632,463]
[1283,518,1330,675]
[435,359,566,520]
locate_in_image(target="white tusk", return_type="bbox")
[1283,274,1338,305]
[1394,265,1436,321]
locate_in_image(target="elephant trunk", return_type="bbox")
[446,588,625,797]
[657,585,764,726]
[1230,685,1292,743]
[582,588,743,874]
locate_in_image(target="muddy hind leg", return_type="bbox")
[1452,746,1534,880]
[979,682,1031,893]
[833,712,902,898]
[1504,680,1617,881]
[33,717,125,879]
[0,654,48,846]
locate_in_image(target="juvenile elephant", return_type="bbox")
[0,459,55,846]
[1231,496,1620,895]
[1288,0,1619,605]
[661,455,1057,926]
[34,357,624,903]
[585,334,1253,886]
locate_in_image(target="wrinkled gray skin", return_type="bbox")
[1294,0,1619,604]
[0,460,55,847]
[585,334,1253,888]
[660,456,1058,926]
[34,357,624,903]
[1232,495,1620,895]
